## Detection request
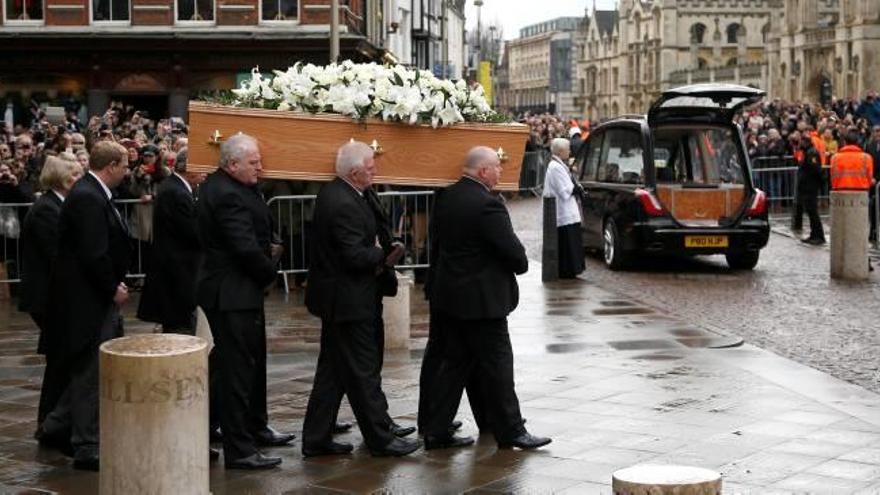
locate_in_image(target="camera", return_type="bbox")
[0,172,14,184]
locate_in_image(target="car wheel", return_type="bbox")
[726,251,760,270]
[603,218,629,270]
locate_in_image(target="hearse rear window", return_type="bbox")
[652,126,744,186]
[597,128,643,184]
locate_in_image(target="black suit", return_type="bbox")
[18,191,64,424]
[421,177,528,444]
[196,169,277,461]
[138,174,201,331]
[794,147,826,241]
[43,173,130,456]
[303,178,394,451]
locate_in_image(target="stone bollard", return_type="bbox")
[830,190,870,280]
[542,196,558,283]
[100,334,209,495]
[612,464,721,494]
[382,271,412,350]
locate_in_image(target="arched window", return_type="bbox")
[727,23,741,44]
[727,57,738,66]
[697,57,708,69]
[690,23,706,44]
[761,23,770,43]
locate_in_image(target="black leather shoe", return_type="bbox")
[210,427,223,442]
[210,448,220,461]
[424,434,474,450]
[498,432,552,450]
[253,426,296,447]
[72,447,100,471]
[35,427,73,457]
[370,437,420,457]
[302,441,354,457]
[332,421,354,434]
[390,422,416,438]
[225,452,282,470]
[449,420,463,431]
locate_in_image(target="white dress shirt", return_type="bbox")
[542,156,582,227]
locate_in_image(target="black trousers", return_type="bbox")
[870,189,877,242]
[42,307,121,455]
[422,314,524,444]
[32,312,67,426]
[302,319,394,450]
[417,312,487,432]
[795,191,825,241]
[328,303,392,430]
[204,307,269,460]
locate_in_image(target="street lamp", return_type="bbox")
[474,0,483,68]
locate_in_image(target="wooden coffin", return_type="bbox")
[187,102,530,191]
[656,184,745,223]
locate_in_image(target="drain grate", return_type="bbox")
[593,307,655,316]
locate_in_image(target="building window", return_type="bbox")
[727,57,738,66]
[261,0,296,21]
[690,23,706,44]
[5,0,42,20]
[177,0,213,21]
[697,57,708,69]
[726,23,741,44]
[93,0,129,21]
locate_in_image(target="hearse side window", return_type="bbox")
[598,128,644,184]
[580,133,603,181]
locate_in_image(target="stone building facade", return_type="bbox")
[571,0,878,120]
[504,16,581,116]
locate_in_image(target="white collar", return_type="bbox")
[341,177,363,196]
[463,175,490,191]
[174,172,193,195]
[52,190,66,203]
[88,170,113,200]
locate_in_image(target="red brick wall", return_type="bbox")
[131,0,173,25]
[217,0,258,25]
[300,0,363,32]
[45,0,89,25]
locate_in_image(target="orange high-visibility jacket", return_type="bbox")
[810,131,827,166]
[830,145,874,191]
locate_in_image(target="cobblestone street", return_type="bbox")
[507,196,880,395]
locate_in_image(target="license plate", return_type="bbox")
[684,235,729,248]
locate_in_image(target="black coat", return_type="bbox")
[196,169,276,311]
[305,178,385,323]
[48,173,131,358]
[867,139,880,184]
[427,177,528,320]
[797,147,824,195]
[18,192,63,352]
[138,174,201,326]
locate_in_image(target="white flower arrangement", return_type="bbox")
[230,60,496,129]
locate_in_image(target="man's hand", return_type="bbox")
[384,242,405,268]
[270,243,284,264]
[113,282,129,306]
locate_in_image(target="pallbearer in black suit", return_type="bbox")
[138,147,206,333]
[19,156,83,431]
[40,142,132,471]
[421,146,551,451]
[302,141,418,458]
[196,133,293,470]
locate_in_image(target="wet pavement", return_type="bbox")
[508,197,880,396]
[0,198,879,493]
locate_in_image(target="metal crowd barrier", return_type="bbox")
[1,190,437,288]
[750,156,832,218]
[267,189,435,291]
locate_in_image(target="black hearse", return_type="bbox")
[574,84,770,270]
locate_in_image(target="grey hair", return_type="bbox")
[463,146,498,174]
[550,138,570,156]
[175,147,188,173]
[219,133,257,169]
[335,141,374,177]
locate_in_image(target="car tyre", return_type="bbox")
[725,251,759,270]
[603,218,630,270]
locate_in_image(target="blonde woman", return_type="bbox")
[20,155,83,431]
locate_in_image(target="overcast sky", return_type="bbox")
[463,0,618,40]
